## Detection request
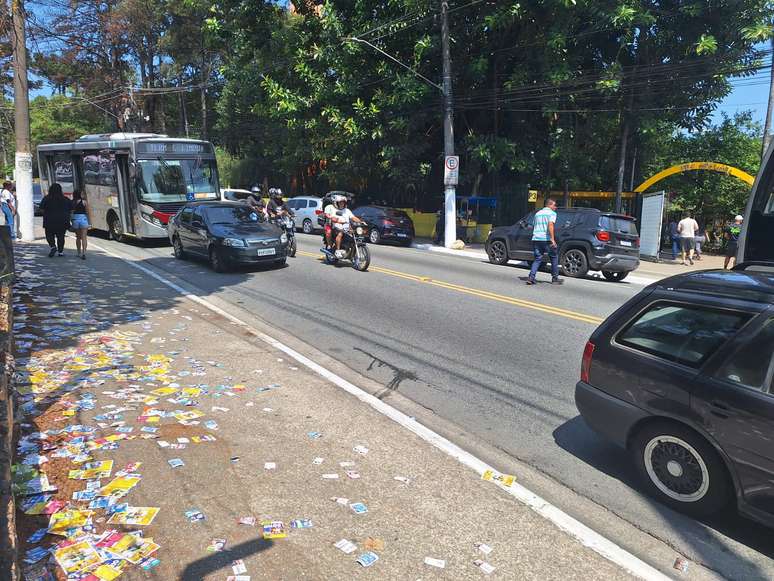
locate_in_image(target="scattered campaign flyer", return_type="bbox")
[334,539,357,554]
[424,557,446,568]
[107,506,159,526]
[261,521,287,539]
[357,551,379,567]
[349,502,368,514]
[53,539,102,574]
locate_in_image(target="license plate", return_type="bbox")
[620,240,632,247]
[255,248,276,256]
[396,233,407,237]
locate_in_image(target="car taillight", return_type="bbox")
[595,231,610,242]
[315,210,323,215]
[634,237,640,248]
[383,220,394,226]
[581,341,595,383]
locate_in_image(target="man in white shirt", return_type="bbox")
[325,194,364,258]
[677,212,700,265]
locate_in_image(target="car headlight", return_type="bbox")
[223,238,247,247]
[280,233,288,243]
[356,226,364,235]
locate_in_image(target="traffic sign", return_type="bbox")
[444,155,459,186]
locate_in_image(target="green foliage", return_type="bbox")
[641,112,762,219]
[29,96,110,151]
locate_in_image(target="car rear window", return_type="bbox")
[600,216,638,235]
[617,302,750,368]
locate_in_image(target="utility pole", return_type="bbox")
[441,0,457,248]
[12,0,33,241]
[763,36,774,156]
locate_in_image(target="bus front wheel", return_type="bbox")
[108,214,125,243]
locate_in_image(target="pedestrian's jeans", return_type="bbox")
[671,237,680,259]
[1,204,14,239]
[45,228,66,253]
[529,240,559,281]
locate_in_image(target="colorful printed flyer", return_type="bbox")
[53,539,102,574]
[261,521,287,539]
[107,506,159,526]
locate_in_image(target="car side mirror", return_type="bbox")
[518,220,527,228]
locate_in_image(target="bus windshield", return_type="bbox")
[137,158,219,203]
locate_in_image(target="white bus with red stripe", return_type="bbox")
[38,133,220,241]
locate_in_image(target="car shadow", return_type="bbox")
[554,415,774,578]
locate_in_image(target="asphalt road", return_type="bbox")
[91,231,774,579]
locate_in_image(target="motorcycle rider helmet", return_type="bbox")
[332,194,347,208]
[250,185,261,195]
[271,188,283,200]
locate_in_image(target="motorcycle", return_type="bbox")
[272,213,297,257]
[320,222,370,272]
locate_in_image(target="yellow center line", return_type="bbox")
[296,250,603,325]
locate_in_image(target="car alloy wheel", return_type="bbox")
[302,219,313,234]
[487,240,508,265]
[561,249,588,277]
[369,229,381,244]
[643,435,710,503]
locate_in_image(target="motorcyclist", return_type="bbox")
[245,186,267,219]
[325,194,364,258]
[267,188,294,220]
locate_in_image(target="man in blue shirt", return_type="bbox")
[527,198,562,285]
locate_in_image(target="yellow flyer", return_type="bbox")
[150,387,178,396]
[53,539,102,574]
[48,509,93,535]
[107,506,160,526]
[93,563,123,580]
[174,410,205,422]
[181,387,202,397]
[99,476,141,497]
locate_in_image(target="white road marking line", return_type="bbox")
[91,241,671,581]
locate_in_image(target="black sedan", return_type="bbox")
[168,202,288,272]
[353,206,415,246]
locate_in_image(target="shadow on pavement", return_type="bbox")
[179,537,272,581]
[554,415,774,579]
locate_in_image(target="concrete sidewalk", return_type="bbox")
[412,239,728,283]
[9,240,649,580]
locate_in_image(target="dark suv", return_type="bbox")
[485,208,640,281]
[576,266,774,525]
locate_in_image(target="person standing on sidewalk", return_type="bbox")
[71,189,90,260]
[527,198,562,285]
[724,215,743,269]
[0,181,15,240]
[666,218,680,260]
[677,212,699,265]
[39,183,72,257]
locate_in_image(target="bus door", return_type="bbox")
[114,153,136,235]
[741,148,774,265]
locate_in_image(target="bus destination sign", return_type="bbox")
[137,142,212,155]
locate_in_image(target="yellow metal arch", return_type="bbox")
[634,162,755,193]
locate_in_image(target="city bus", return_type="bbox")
[739,146,774,266]
[37,133,220,241]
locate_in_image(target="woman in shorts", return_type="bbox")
[71,189,90,260]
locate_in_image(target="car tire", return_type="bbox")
[561,248,589,278]
[302,219,313,234]
[108,214,125,243]
[274,258,287,267]
[172,235,186,260]
[369,229,381,245]
[487,239,509,265]
[632,422,730,517]
[402,238,413,247]
[209,247,228,273]
[602,270,629,282]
